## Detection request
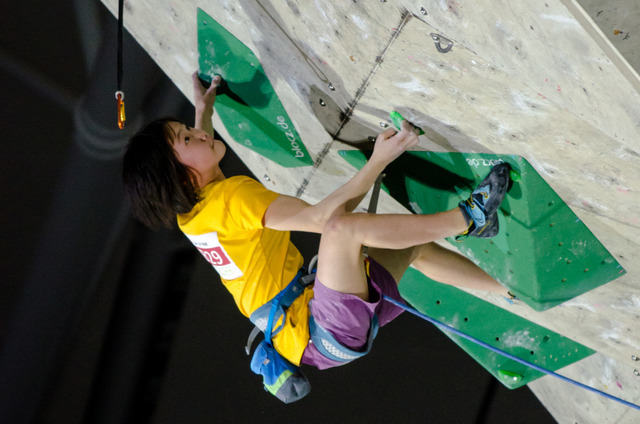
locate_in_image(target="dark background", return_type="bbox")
[0,2,556,423]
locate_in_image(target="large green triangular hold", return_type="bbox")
[398,267,595,389]
[339,150,625,311]
[197,8,313,167]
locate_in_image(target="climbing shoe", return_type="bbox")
[456,163,511,240]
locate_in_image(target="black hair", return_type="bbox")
[122,117,202,229]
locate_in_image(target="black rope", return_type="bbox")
[115,0,125,129]
[117,0,124,92]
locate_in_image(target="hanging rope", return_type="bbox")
[115,0,126,129]
[382,294,640,411]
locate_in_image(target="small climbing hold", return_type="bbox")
[498,369,523,383]
[390,111,425,135]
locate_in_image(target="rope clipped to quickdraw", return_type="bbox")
[115,0,125,129]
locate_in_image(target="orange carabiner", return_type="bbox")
[115,91,126,129]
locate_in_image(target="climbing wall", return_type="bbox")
[398,267,597,390]
[339,150,625,311]
[101,0,640,421]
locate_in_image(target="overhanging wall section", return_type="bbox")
[101,0,640,421]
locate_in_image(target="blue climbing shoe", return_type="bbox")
[456,163,511,240]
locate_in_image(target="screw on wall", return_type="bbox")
[634,369,640,377]
[319,99,326,107]
[420,7,428,15]
[379,122,389,128]
[430,33,453,53]
[328,82,335,91]
[633,355,639,361]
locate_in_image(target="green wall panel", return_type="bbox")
[398,268,595,389]
[340,150,625,311]
[197,8,312,167]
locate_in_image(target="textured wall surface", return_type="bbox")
[101,1,640,421]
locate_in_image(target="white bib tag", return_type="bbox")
[185,232,243,280]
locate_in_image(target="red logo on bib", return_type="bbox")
[185,231,243,280]
[198,246,231,266]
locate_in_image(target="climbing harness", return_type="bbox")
[115,0,126,129]
[246,268,313,352]
[309,311,378,362]
[246,254,383,402]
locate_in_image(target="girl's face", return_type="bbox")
[168,121,226,185]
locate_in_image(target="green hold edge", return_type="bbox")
[339,150,625,311]
[197,8,313,167]
[399,267,595,389]
[390,111,425,135]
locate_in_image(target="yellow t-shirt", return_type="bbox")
[177,176,313,365]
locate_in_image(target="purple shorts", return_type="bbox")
[300,257,406,370]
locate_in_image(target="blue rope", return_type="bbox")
[382,295,640,411]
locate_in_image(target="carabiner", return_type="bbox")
[115,91,126,129]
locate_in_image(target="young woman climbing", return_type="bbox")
[122,71,511,376]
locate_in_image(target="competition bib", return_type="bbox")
[185,232,243,280]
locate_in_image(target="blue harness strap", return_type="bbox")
[309,312,379,363]
[247,268,308,352]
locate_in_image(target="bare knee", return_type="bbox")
[412,242,438,262]
[322,213,354,238]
